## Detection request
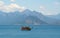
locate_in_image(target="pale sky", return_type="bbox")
[0,0,60,15]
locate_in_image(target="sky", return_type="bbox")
[0,0,60,15]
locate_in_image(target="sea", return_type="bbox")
[0,25,60,38]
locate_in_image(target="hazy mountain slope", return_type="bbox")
[0,10,48,25]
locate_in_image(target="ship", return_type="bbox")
[21,26,31,31]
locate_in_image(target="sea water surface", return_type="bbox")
[0,25,60,38]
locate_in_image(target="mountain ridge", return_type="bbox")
[0,9,60,25]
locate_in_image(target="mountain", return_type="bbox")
[0,9,48,25]
[0,9,60,25]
